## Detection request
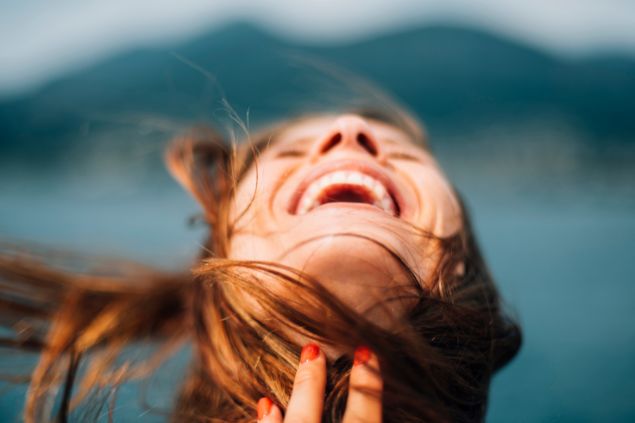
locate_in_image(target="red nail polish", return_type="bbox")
[353,345,372,366]
[257,397,272,420]
[300,343,320,363]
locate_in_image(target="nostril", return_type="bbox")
[320,133,342,154]
[357,133,378,156]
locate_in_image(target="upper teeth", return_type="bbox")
[296,170,396,215]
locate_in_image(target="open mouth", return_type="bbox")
[292,169,400,216]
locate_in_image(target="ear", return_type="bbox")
[165,126,231,223]
[492,316,522,371]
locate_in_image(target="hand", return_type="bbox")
[257,343,383,423]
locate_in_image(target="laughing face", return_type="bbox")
[228,114,463,326]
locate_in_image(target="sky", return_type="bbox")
[1,0,634,97]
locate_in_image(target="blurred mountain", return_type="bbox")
[1,21,634,159]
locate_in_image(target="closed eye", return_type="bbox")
[275,149,307,159]
[386,152,421,162]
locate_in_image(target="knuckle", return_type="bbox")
[293,367,316,387]
[344,412,371,423]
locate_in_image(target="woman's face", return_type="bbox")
[229,114,462,326]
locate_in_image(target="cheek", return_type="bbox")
[231,167,275,227]
[399,164,462,238]
[229,163,295,261]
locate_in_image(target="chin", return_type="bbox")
[276,232,419,321]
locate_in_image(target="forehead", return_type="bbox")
[271,115,418,149]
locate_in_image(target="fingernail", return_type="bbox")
[257,397,272,420]
[300,343,320,363]
[353,345,372,366]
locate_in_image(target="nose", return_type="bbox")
[310,115,383,161]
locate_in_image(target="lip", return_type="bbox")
[287,159,405,216]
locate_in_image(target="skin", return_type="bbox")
[226,114,464,420]
[257,343,383,423]
[229,114,463,327]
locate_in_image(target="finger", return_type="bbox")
[343,346,383,423]
[257,397,283,423]
[284,343,327,423]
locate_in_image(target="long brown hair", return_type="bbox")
[0,110,521,422]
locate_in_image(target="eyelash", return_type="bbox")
[386,152,420,161]
[273,149,420,161]
[275,149,307,158]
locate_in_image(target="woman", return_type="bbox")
[0,107,521,422]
